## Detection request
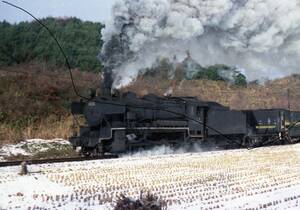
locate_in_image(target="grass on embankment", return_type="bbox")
[1,63,299,146]
[0,63,98,146]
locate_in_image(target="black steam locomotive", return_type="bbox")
[69,89,300,156]
[4,0,298,157]
[4,0,299,157]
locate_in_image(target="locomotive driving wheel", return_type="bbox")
[242,136,257,148]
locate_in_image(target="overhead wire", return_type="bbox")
[3,1,298,149]
[288,119,300,130]
[90,97,246,148]
[2,1,86,100]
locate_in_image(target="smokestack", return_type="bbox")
[101,68,113,97]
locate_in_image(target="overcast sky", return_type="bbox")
[0,0,117,23]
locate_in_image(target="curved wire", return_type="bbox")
[2,0,86,99]
[2,0,245,148]
[288,119,300,130]
[90,97,246,148]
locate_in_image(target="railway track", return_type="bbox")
[0,155,118,167]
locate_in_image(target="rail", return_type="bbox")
[0,155,118,167]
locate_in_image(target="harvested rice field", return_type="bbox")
[0,144,300,209]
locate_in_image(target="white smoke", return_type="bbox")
[121,143,204,158]
[101,0,300,88]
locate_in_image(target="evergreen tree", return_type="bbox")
[0,18,104,72]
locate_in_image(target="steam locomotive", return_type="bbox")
[5,0,298,157]
[69,88,300,156]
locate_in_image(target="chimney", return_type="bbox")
[101,68,113,97]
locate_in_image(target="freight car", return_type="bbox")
[69,91,300,156]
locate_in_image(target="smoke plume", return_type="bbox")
[121,143,204,158]
[100,0,300,88]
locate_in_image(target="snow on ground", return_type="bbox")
[0,139,71,160]
[1,144,300,209]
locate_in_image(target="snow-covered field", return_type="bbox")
[1,144,300,210]
[0,139,72,161]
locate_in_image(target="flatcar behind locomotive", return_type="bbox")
[70,91,300,156]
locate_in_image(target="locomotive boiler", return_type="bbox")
[69,89,300,156]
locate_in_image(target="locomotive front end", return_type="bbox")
[69,97,127,156]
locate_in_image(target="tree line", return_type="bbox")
[0,17,247,85]
[0,17,104,72]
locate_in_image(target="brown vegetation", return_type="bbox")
[0,63,99,145]
[124,74,300,111]
[0,63,299,145]
[114,193,166,210]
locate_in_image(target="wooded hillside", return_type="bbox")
[0,18,103,71]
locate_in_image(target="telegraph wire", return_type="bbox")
[2,0,85,100]
[2,1,235,144]
[4,1,297,149]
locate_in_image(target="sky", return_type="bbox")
[0,0,117,23]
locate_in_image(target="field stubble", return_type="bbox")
[0,144,300,209]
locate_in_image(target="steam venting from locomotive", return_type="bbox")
[100,0,300,89]
[122,143,204,158]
